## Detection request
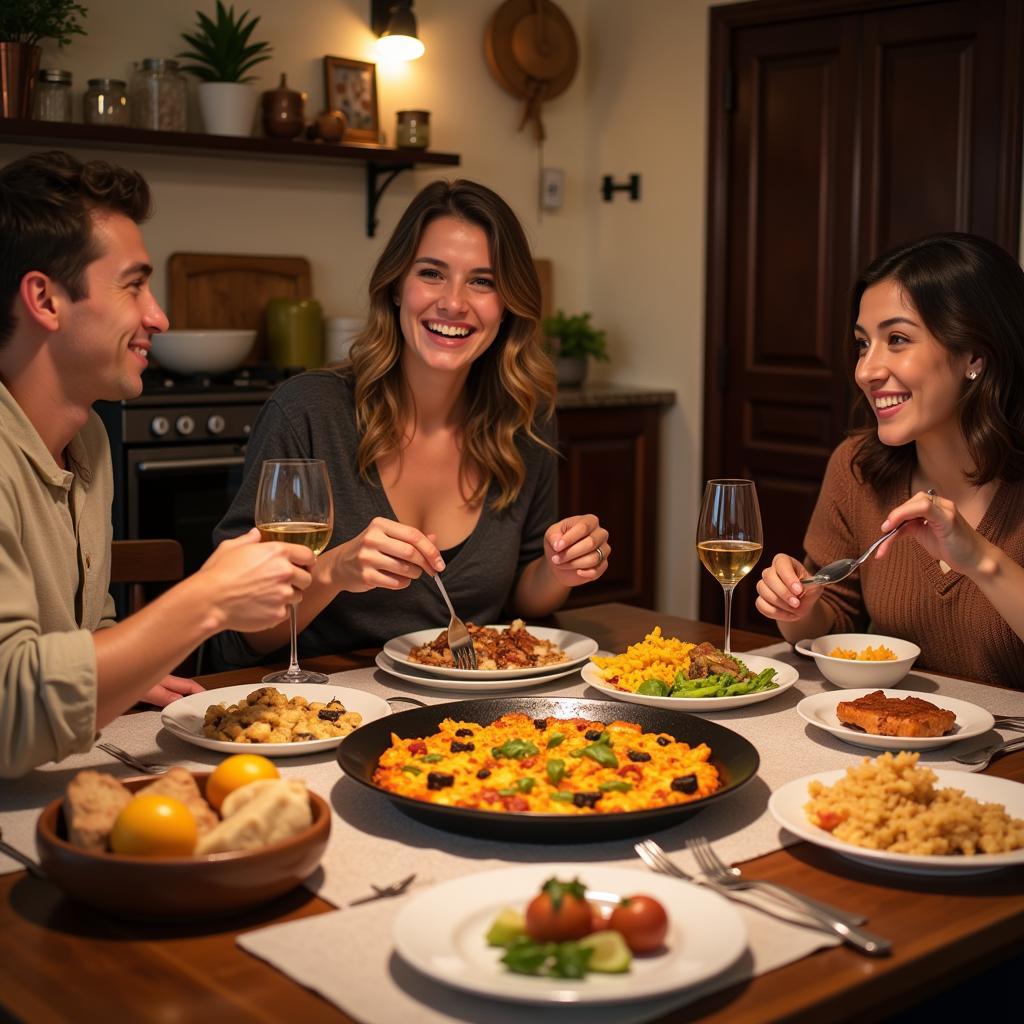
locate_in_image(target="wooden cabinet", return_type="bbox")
[555,387,673,608]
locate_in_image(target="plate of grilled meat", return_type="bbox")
[796,688,995,750]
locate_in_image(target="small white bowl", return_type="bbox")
[794,633,920,688]
[151,329,256,376]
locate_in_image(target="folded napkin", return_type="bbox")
[238,880,838,1024]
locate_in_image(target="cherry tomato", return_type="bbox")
[525,878,593,942]
[609,894,669,953]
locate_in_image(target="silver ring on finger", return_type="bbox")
[595,544,606,565]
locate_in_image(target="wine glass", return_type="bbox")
[697,479,763,654]
[255,458,334,684]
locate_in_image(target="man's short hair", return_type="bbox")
[0,150,152,347]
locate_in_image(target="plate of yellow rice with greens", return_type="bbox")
[581,628,799,712]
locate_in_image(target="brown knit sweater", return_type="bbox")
[803,437,1024,686]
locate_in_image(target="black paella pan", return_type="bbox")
[337,696,759,841]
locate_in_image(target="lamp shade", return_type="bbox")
[375,1,425,61]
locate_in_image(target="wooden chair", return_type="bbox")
[109,539,184,615]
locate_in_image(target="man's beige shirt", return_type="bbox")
[0,381,116,776]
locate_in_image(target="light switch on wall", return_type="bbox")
[541,167,565,210]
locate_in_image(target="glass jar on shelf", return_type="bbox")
[130,59,187,132]
[84,79,129,126]
[395,109,430,149]
[33,69,73,123]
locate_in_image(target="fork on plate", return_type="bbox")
[432,574,478,670]
[95,741,168,775]
[684,836,890,956]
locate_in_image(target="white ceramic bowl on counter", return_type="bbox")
[794,633,920,688]
[150,329,256,376]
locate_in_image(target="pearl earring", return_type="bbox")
[967,370,978,380]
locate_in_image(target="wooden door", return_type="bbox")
[702,0,1023,630]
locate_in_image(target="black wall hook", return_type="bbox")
[601,174,641,201]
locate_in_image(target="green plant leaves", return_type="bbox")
[0,0,88,48]
[542,309,609,361]
[177,1,272,82]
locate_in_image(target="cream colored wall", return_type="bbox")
[584,0,722,618]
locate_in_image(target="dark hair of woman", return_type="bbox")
[336,178,556,511]
[849,231,1024,490]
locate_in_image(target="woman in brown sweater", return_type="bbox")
[756,233,1024,684]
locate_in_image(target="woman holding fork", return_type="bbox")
[209,179,611,668]
[757,233,1024,684]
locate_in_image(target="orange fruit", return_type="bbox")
[110,794,198,856]
[205,753,279,811]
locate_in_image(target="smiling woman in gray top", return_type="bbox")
[210,179,612,667]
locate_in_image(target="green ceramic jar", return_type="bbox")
[265,298,324,369]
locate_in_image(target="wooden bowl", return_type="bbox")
[36,773,330,920]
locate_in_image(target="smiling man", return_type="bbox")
[0,150,315,777]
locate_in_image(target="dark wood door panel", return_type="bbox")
[556,406,659,608]
[861,0,1015,253]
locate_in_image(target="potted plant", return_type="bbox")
[0,0,86,118]
[177,1,272,137]
[543,309,609,388]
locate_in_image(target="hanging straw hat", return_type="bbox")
[484,0,579,141]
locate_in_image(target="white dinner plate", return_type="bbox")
[374,652,582,692]
[382,626,598,680]
[796,689,995,750]
[160,683,391,757]
[392,863,747,1005]
[580,655,800,712]
[769,769,1024,875]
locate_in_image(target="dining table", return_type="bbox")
[1,601,1022,1024]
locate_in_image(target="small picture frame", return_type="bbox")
[323,56,380,144]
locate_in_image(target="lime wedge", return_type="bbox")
[579,930,632,973]
[486,907,526,947]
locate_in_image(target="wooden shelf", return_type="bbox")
[0,117,461,236]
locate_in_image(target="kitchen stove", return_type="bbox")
[96,365,285,589]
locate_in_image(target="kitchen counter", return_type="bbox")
[555,382,676,409]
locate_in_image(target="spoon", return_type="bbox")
[0,826,46,880]
[799,522,907,587]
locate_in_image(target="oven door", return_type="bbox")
[126,443,247,577]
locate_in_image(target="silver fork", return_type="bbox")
[684,837,891,955]
[432,575,478,670]
[349,873,417,906]
[799,522,906,586]
[681,836,867,925]
[95,741,168,775]
[953,736,1024,772]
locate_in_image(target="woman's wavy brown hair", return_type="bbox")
[337,179,556,510]
[849,232,1024,490]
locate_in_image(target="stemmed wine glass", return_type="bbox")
[255,458,334,684]
[697,479,763,654]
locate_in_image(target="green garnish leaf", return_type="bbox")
[401,765,421,775]
[546,759,566,785]
[491,738,540,760]
[598,780,633,792]
[540,877,587,912]
[546,733,565,749]
[516,777,535,793]
[419,753,444,763]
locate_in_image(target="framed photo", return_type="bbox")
[323,56,380,144]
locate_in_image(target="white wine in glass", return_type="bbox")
[697,479,763,654]
[255,459,334,685]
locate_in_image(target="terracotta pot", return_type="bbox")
[261,72,304,139]
[0,42,41,119]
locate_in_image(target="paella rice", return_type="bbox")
[804,751,1024,855]
[589,627,776,697]
[373,712,720,814]
[828,645,897,661]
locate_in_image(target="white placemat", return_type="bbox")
[237,886,837,1024]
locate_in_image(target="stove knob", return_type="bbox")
[175,415,195,436]
[150,415,170,437]
[207,414,226,435]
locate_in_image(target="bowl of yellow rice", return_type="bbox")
[794,633,920,688]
